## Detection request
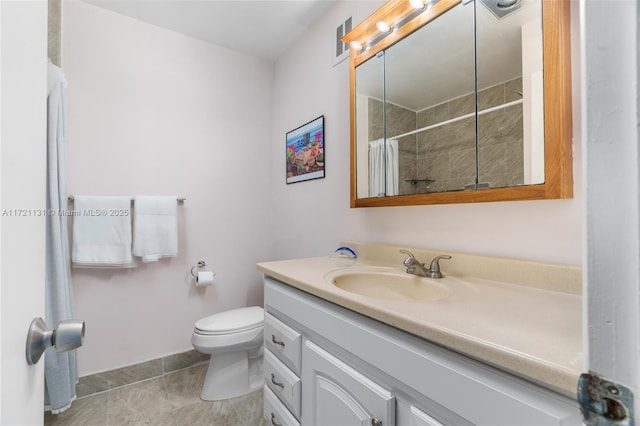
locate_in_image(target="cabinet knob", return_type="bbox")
[371,418,383,426]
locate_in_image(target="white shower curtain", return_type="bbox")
[45,61,78,414]
[369,139,399,197]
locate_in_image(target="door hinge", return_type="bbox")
[578,373,634,425]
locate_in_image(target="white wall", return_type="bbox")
[62,0,273,376]
[269,0,583,266]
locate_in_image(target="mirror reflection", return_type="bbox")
[476,0,544,188]
[355,53,385,198]
[354,0,543,199]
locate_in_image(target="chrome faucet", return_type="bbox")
[400,250,451,279]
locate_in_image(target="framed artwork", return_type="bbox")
[286,115,325,184]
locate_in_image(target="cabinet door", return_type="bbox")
[302,341,395,426]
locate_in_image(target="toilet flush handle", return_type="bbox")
[271,334,285,348]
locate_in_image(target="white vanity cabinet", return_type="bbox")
[263,276,581,426]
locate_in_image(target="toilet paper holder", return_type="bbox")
[190,260,206,278]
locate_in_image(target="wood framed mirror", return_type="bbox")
[343,0,572,207]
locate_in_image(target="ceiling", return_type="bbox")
[82,0,335,61]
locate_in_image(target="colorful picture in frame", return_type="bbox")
[286,115,325,184]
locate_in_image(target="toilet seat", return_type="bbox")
[194,306,263,335]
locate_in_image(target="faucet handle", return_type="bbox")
[429,255,452,277]
[399,249,416,259]
[399,249,417,267]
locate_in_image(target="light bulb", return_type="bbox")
[349,40,363,51]
[376,21,391,33]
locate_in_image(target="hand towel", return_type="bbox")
[132,196,178,262]
[71,196,136,268]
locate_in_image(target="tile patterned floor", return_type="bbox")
[45,364,266,426]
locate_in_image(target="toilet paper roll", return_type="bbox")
[196,271,214,287]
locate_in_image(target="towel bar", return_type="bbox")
[68,195,186,204]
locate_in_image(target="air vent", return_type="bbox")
[333,16,352,66]
[479,0,524,19]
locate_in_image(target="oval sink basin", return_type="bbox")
[325,268,450,302]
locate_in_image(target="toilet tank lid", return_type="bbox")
[195,306,264,333]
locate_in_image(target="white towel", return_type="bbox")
[132,196,178,262]
[72,196,136,268]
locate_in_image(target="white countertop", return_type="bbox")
[257,243,582,395]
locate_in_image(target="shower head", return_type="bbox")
[478,0,524,20]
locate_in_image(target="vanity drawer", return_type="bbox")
[264,385,300,426]
[265,312,301,374]
[264,349,301,419]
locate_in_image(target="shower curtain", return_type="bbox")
[45,61,78,414]
[369,139,399,197]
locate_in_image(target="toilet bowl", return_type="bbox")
[191,306,264,401]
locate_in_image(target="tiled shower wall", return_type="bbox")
[368,77,524,195]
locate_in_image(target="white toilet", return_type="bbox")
[191,306,264,401]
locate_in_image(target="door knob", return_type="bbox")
[26,317,85,365]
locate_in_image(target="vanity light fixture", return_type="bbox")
[376,21,391,33]
[344,0,439,60]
